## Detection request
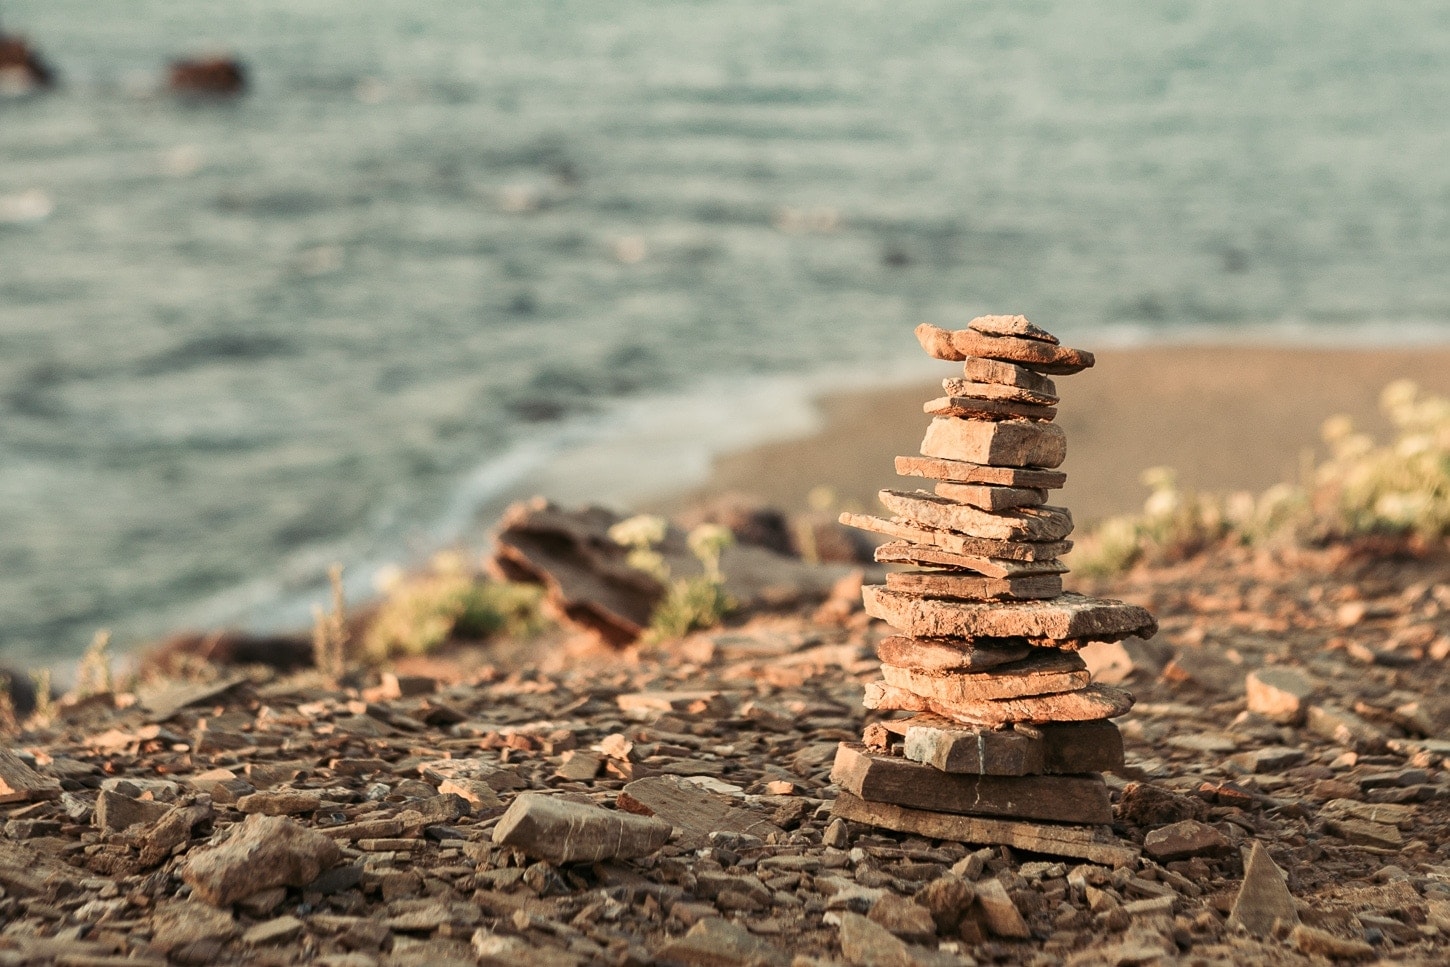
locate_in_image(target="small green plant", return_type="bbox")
[29,669,54,724]
[610,515,737,641]
[1073,380,1450,575]
[311,563,349,679]
[0,676,18,736]
[75,630,114,697]
[361,552,545,662]
[1316,380,1450,539]
[607,514,670,580]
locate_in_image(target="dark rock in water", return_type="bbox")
[168,56,247,96]
[0,35,57,92]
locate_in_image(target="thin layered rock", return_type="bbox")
[834,315,1154,857]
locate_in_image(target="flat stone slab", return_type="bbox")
[943,377,1059,407]
[916,323,1095,374]
[0,748,61,804]
[968,314,1059,344]
[873,541,1068,579]
[863,586,1159,644]
[181,814,341,907]
[1227,842,1300,938]
[924,395,1056,423]
[931,481,1048,511]
[881,649,1089,703]
[841,512,1070,563]
[492,793,671,864]
[832,791,1138,866]
[921,418,1067,468]
[893,717,1124,776]
[863,681,1135,727]
[876,635,1033,673]
[617,776,783,844]
[895,454,1066,490]
[885,570,1063,601]
[878,490,1074,542]
[831,744,1112,825]
[964,357,1059,394]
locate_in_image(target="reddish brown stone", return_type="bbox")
[872,541,1067,578]
[863,681,1135,727]
[840,512,1070,562]
[877,635,1032,673]
[915,323,1095,374]
[921,418,1067,468]
[924,395,1056,422]
[931,481,1048,511]
[881,649,1089,703]
[862,586,1158,643]
[884,570,1062,601]
[894,454,1067,490]
[832,791,1137,866]
[830,744,1112,824]
[877,490,1073,542]
[942,377,1059,406]
[968,314,1060,344]
[964,357,1059,393]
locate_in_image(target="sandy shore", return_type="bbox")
[670,345,1450,526]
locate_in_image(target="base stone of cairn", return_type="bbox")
[831,316,1157,865]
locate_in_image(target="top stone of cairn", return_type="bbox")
[915,320,1094,375]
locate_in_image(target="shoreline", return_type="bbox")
[38,339,1450,670]
[664,344,1450,527]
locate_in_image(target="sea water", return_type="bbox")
[2,0,1449,662]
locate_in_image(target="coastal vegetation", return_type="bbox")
[608,515,736,642]
[1075,380,1450,575]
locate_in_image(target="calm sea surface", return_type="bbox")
[3,1,1449,663]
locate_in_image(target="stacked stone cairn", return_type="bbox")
[830,316,1159,862]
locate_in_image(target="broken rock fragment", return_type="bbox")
[181,814,342,907]
[492,793,671,864]
[1245,666,1314,725]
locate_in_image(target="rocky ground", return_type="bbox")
[2,537,1449,966]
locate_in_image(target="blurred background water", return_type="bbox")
[2,0,1449,663]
